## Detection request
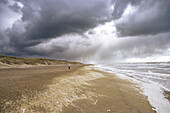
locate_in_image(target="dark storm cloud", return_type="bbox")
[9,2,22,13]
[0,0,7,4]
[1,0,170,62]
[111,0,141,20]
[0,0,112,56]
[88,30,96,35]
[112,0,170,36]
[20,0,110,40]
[0,3,14,30]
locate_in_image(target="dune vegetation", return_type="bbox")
[0,54,82,65]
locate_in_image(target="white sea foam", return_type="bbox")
[141,82,170,113]
[94,63,170,113]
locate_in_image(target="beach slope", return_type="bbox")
[0,66,155,113]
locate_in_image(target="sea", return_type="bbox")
[94,62,170,113]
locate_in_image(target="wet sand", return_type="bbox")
[0,65,155,113]
[164,90,170,102]
[62,68,156,113]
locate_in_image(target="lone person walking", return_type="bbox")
[68,63,71,70]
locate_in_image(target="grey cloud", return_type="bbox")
[0,0,112,56]
[9,2,22,13]
[21,0,111,40]
[101,32,170,62]
[1,0,170,63]
[0,0,7,4]
[113,0,170,36]
[111,0,141,20]
[26,35,99,61]
[88,30,96,35]
[27,44,68,56]
[0,2,21,30]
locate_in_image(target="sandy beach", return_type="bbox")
[0,65,155,113]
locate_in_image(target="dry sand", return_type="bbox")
[0,65,155,113]
[0,64,83,112]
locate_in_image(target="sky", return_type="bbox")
[0,0,170,63]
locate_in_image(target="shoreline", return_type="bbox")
[62,67,155,113]
[1,65,156,113]
[164,90,170,102]
[94,65,170,113]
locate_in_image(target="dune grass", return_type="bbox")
[0,55,82,65]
